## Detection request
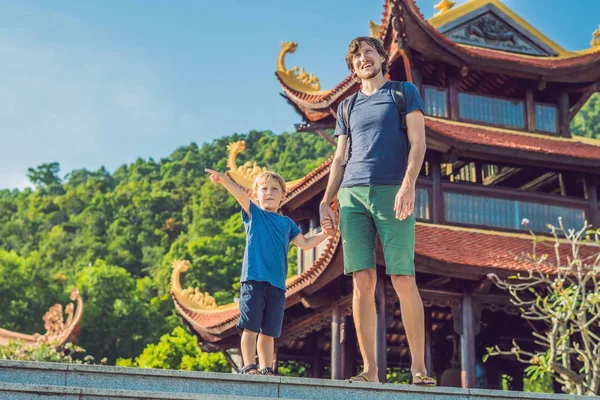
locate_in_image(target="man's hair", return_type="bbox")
[252,171,287,194]
[345,37,389,80]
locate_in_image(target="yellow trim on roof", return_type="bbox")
[425,116,600,147]
[276,42,332,95]
[428,0,569,56]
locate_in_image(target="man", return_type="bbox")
[319,37,434,386]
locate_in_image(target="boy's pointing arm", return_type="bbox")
[205,168,251,214]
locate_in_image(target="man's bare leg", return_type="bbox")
[352,268,379,382]
[257,334,274,370]
[240,329,259,372]
[391,275,427,378]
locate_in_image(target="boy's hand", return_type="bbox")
[205,168,228,184]
[321,217,335,236]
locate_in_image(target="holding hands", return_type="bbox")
[319,203,337,236]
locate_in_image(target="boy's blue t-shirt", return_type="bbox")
[241,201,302,291]
[334,81,424,188]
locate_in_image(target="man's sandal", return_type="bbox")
[259,367,275,376]
[413,373,436,387]
[239,364,259,375]
[349,373,371,382]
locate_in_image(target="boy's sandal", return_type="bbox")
[239,364,259,375]
[349,373,371,382]
[259,367,275,376]
[413,373,436,387]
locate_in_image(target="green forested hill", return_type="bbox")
[0,130,333,364]
[0,92,597,366]
[571,92,600,139]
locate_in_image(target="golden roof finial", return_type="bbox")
[225,140,302,191]
[276,42,321,93]
[369,20,381,38]
[434,0,456,15]
[592,25,600,47]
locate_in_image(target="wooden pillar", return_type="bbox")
[375,277,387,383]
[339,315,347,379]
[331,305,341,380]
[297,221,305,275]
[525,89,536,132]
[449,76,460,121]
[424,310,433,376]
[587,178,599,229]
[310,332,323,378]
[273,347,279,374]
[431,152,443,224]
[311,332,322,378]
[344,317,357,378]
[558,91,571,138]
[460,292,476,388]
[309,217,318,264]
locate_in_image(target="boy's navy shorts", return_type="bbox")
[237,280,286,338]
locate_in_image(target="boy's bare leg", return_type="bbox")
[257,334,274,370]
[353,268,379,382]
[241,329,259,368]
[390,275,427,378]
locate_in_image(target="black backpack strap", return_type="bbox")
[390,81,407,130]
[341,92,358,168]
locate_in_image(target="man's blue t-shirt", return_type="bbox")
[334,81,424,188]
[241,201,302,291]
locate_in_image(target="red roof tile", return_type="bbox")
[425,117,600,162]
[173,220,599,337]
[277,0,600,113]
[172,220,342,337]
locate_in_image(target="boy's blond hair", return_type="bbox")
[252,171,287,194]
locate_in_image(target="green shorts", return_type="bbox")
[338,185,415,276]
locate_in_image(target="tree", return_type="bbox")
[116,326,229,372]
[571,93,600,139]
[27,162,62,187]
[486,220,600,396]
[0,341,97,364]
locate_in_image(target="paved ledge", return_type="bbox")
[0,360,588,400]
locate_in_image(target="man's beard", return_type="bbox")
[357,65,381,80]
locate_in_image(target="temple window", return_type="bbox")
[444,191,586,232]
[535,103,558,133]
[458,92,525,129]
[423,86,449,118]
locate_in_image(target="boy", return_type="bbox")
[205,168,331,375]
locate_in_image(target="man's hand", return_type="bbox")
[319,203,337,235]
[205,168,229,185]
[394,183,415,220]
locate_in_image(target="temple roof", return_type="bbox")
[0,289,83,348]
[276,0,600,122]
[172,217,598,340]
[425,117,600,170]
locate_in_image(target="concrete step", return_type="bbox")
[0,360,587,400]
[0,383,276,400]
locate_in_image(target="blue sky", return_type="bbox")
[0,0,598,190]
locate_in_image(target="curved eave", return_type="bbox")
[172,228,342,342]
[425,117,600,169]
[400,0,600,82]
[0,290,83,348]
[278,0,600,114]
[174,218,599,342]
[276,72,358,122]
